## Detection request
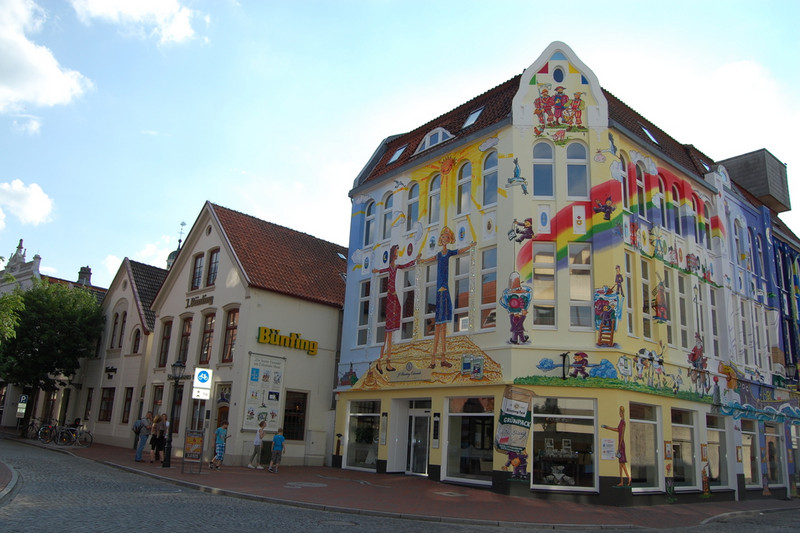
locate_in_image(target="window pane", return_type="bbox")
[533,164,553,196]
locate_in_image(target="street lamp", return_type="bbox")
[163,361,190,468]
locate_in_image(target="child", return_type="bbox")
[268,427,285,473]
[210,421,229,470]
[248,420,267,469]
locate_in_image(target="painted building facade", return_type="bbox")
[334,42,800,505]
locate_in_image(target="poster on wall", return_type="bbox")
[494,386,534,454]
[245,353,285,432]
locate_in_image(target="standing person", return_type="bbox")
[152,414,167,464]
[248,420,267,469]
[601,406,632,486]
[268,428,285,473]
[210,421,229,470]
[420,226,475,368]
[134,411,153,463]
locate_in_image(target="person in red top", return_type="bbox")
[602,406,632,486]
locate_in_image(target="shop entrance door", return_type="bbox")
[406,409,430,475]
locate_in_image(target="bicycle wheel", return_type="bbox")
[38,424,54,444]
[76,430,93,448]
[25,422,39,439]
[56,428,72,446]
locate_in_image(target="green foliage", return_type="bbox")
[0,278,104,390]
[0,290,24,344]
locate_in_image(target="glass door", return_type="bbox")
[406,410,430,475]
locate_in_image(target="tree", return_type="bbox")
[0,278,104,391]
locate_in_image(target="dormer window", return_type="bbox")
[462,107,483,129]
[415,127,453,154]
[387,145,406,165]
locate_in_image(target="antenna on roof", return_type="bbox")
[178,221,186,250]
[166,221,187,270]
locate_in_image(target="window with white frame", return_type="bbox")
[754,303,764,369]
[406,183,419,232]
[566,142,589,199]
[709,287,720,358]
[375,274,388,345]
[479,247,496,329]
[692,197,700,244]
[569,243,592,328]
[463,107,483,129]
[453,255,470,332]
[356,280,370,346]
[765,422,784,485]
[625,252,635,336]
[756,235,766,280]
[641,260,653,340]
[387,145,406,165]
[706,415,728,487]
[416,128,452,153]
[532,243,556,326]
[482,151,498,207]
[191,254,204,291]
[635,164,646,219]
[533,141,554,198]
[671,185,682,236]
[178,316,192,363]
[678,275,689,349]
[630,403,661,488]
[734,221,744,268]
[423,264,437,337]
[364,201,376,247]
[198,313,215,365]
[703,202,712,250]
[457,162,471,216]
[428,175,441,225]
[400,269,415,340]
[445,397,494,484]
[346,400,381,470]
[382,193,394,241]
[206,248,220,287]
[741,419,760,486]
[746,229,755,272]
[620,153,630,211]
[656,178,667,228]
[739,298,751,365]
[663,269,674,346]
[671,409,697,488]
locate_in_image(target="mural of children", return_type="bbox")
[372,244,418,373]
[420,227,475,368]
[593,196,616,220]
[502,448,529,479]
[601,406,632,486]
[499,272,532,345]
[512,218,534,243]
[569,352,589,379]
[614,264,624,296]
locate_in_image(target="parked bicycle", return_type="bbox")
[54,422,93,448]
[37,420,58,444]
[24,417,53,439]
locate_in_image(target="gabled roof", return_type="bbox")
[209,203,347,309]
[127,259,168,333]
[355,72,717,190]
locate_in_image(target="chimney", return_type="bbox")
[78,266,92,286]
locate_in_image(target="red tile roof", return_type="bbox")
[356,74,717,189]
[209,203,347,309]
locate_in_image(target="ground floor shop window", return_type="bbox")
[531,397,595,489]
[346,400,380,469]
[705,415,728,486]
[791,425,800,491]
[741,419,760,486]
[630,403,660,489]
[764,422,784,486]
[671,409,696,488]
[445,397,494,483]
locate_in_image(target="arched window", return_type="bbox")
[533,141,554,197]
[756,235,766,277]
[620,153,630,210]
[566,142,589,198]
[482,151,498,207]
[703,203,712,251]
[671,185,682,235]
[118,312,127,348]
[382,192,394,240]
[692,197,700,244]
[734,221,743,267]
[406,183,419,231]
[428,174,441,225]
[109,313,119,348]
[131,329,141,354]
[457,162,471,215]
[363,201,375,247]
[657,178,667,228]
[636,164,646,218]
[747,229,756,272]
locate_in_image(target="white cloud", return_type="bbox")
[70,0,200,45]
[0,179,54,228]
[133,235,175,269]
[0,0,92,114]
[102,254,122,281]
[11,114,41,134]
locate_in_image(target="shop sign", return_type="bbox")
[387,361,432,383]
[257,327,318,355]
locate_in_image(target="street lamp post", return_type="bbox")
[163,361,190,468]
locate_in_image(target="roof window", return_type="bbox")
[462,107,484,129]
[387,145,407,165]
[640,124,659,145]
[415,127,453,154]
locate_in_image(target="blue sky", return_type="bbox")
[1,0,799,288]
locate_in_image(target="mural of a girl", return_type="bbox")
[601,405,632,486]
[420,226,475,369]
[372,244,418,373]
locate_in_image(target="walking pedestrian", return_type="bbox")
[135,411,153,463]
[210,421,229,470]
[268,427,285,473]
[151,413,167,463]
[248,420,266,469]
